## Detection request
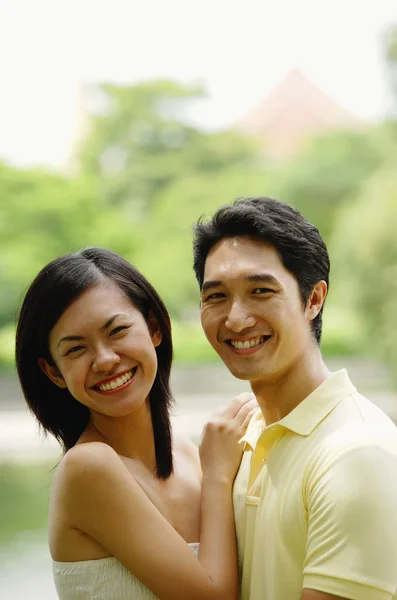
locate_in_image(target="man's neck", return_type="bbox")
[251,349,331,426]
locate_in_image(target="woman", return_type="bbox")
[15,247,256,600]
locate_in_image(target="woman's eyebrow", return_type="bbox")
[57,314,128,348]
[58,334,84,348]
[100,314,123,331]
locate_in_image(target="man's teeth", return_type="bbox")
[99,370,133,392]
[230,336,266,350]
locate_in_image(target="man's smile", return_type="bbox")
[225,334,272,354]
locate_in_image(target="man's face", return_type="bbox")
[200,236,317,385]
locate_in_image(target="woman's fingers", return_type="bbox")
[212,404,228,417]
[221,392,256,420]
[203,394,258,442]
[232,397,258,425]
[199,393,259,483]
[240,405,259,431]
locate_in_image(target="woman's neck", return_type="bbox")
[85,398,157,474]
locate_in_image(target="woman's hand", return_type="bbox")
[199,392,258,484]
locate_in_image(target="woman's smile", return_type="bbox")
[92,366,138,394]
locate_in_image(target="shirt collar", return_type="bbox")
[241,369,356,451]
[278,369,356,436]
[241,408,265,452]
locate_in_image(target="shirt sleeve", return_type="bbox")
[302,442,397,600]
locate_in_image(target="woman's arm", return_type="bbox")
[61,394,256,600]
[198,393,256,599]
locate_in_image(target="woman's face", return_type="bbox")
[40,281,162,418]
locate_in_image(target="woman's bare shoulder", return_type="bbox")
[54,441,122,489]
[172,428,200,462]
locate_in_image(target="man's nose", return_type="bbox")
[92,345,120,373]
[225,301,256,333]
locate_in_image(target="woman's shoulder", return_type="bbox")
[172,428,200,465]
[64,440,118,465]
[49,443,123,560]
[54,442,123,490]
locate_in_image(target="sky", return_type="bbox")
[0,0,396,169]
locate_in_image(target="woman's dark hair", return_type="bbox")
[15,247,174,479]
[193,197,330,344]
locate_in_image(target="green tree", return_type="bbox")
[0,161,136,328]
[266,128,387,243]
[78,79,257,214]
[330,166,397,381]
[133,167,271,319]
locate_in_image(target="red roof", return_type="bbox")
[235,69,362,155]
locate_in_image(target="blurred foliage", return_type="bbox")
[0,324,15,370]
[134,168,271,318]
[2,30,397,383]
[0,163,140,328]
[171,319,219,363]
[0,462,52,541]
[330,166,397,383]
[267,128,388,242]
[78,80,257,215]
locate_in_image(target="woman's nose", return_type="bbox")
[92,345,120,373]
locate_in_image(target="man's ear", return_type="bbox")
[147,312,163,348]
[38,358,67,388]
[305,280,327,322]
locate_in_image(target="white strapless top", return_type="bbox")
[53,542,199,599]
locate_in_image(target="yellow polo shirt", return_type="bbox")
[233,370,397,600]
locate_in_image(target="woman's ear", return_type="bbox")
[38,358,67,388]
[147,312,163,348]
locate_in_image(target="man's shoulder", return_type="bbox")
[316,387,397,446]
[305,394,397,483]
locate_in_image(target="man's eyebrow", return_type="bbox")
[201,280,222,293]
[246,274,281,286]
[57,314,124,348]
[201,274,281,294]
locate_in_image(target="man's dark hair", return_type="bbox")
[16,247,174,479]
[193,197,330,344]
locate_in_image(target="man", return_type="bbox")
[193,197,397,600]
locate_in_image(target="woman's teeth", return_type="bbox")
[230,336,265,349]
[98,370,133,392]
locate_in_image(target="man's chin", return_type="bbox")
[225,363,259,382]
